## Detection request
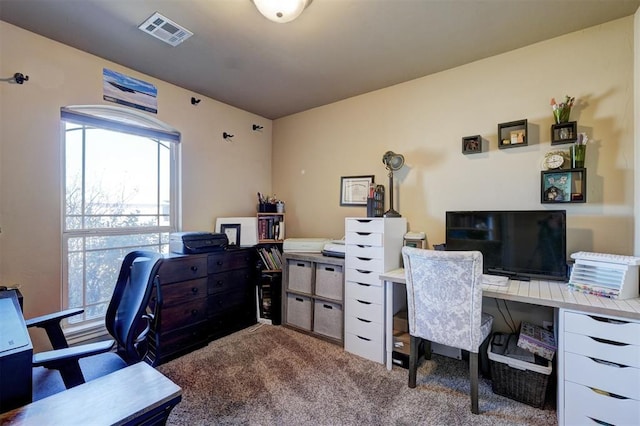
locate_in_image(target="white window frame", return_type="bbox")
[60,105,181,333]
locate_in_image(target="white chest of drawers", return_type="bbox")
[343,217,406,363]
[558,308,640,426]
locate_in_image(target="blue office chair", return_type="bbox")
[27,251,163,400]
[402,247,494,414]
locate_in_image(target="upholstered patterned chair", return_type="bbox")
[401,247,493,414]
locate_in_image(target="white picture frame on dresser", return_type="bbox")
[343,217,407,363]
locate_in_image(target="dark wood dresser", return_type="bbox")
[147,248,256,365]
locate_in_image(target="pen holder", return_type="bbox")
[571,145,586,168]
[258,203,277,213]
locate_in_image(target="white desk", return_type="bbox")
[380,268,640,371]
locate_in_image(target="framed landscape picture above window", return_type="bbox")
[340,175,374,206]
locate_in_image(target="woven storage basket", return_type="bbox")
[488,335,552,408]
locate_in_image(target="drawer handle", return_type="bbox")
[190,266,198,272]
[356,257,372,261]
[356,317,371,323]
[356,299,371,305]
[295,297,304,302]
[356,282,370,287]
[356,335,371,342]
[325,267,334,272]
[587,387,628,400]
[588,315,628,325]
[356,232,372,236]
[355,270,372,274]
[590,336,629,347]
[590,357,626,368]
[323,304,333,310]
[296,263,306,267]
[356,220,372,223]
[191,287,199,294]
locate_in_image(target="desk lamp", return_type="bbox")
[382,151,404,217]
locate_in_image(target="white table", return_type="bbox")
[380,268,640,371]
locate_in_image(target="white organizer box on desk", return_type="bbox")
[343,217,407,364]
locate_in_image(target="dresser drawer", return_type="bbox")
[346,297,383,322]
[345,231,383,247]
[564,380,640,426]
[345,218,384,233]
[345,314,383,339]
[208,249,253,273]
[208,289,253,316]
[564,351,640,400]
[345,268,382,286]
[208,269,253,295]
[156,322,209,356]
[160,298,208,331]
[345,245,384,260]
[564,331,640,368]
[345,256,383,272]
[345,332,384,363]
[564,310,640,345]
[158,278,207,307]
[158,255,207,284]
[345,280,384,305]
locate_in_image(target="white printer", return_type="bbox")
[282,238,331,253]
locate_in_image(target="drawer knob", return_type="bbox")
[190,266,198,272]
[191,287,199,294]
[216,280,224,287]
[191,309,199,316]
[217,261,224,266]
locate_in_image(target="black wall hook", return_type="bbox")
[191,97,201,105]
[14,73,29,84]
[223,132,234,140]
[252,124,264,131]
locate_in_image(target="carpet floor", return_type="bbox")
[157,324,557,425]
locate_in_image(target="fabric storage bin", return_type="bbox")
[313,300,343,340]
[287,260,313,293]
[315,263,343,300]
[488,334,552,408]
[286,294,312,330]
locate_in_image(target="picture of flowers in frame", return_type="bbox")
[340,175,374,206]
[462,135,482,154]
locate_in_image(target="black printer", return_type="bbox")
[169,232,228,254]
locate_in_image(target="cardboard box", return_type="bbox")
[517,322,556,361]
[393,310,409,332]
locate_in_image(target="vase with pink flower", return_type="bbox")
[550,95,575,124]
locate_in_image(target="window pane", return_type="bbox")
[62,107,177,329]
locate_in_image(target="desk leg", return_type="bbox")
[384,279,393,370]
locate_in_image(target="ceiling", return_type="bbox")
[1,0,639,120]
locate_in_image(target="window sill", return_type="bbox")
[64,320,108,346]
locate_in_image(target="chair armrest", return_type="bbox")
[33,339,115,367]
[25,308,84,349]
[25,308,84,328]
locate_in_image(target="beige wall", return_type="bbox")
[273,17,636,258]
[0,22,272,348]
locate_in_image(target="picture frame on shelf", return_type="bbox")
[551,121,577,145]
[220,223,241,246]
[498,119,528,149]
[540,169,586,203]
[340,175,374,206]
[462,135,482,154]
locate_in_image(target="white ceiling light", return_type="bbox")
[251,0,312,24]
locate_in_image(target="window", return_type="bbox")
[61,106,180,328]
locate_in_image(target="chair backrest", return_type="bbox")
[105,251,163,363]
[401,247,483,352]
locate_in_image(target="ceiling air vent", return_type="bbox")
[138,12,193,47]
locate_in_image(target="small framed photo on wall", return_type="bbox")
[462,135,482,154]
